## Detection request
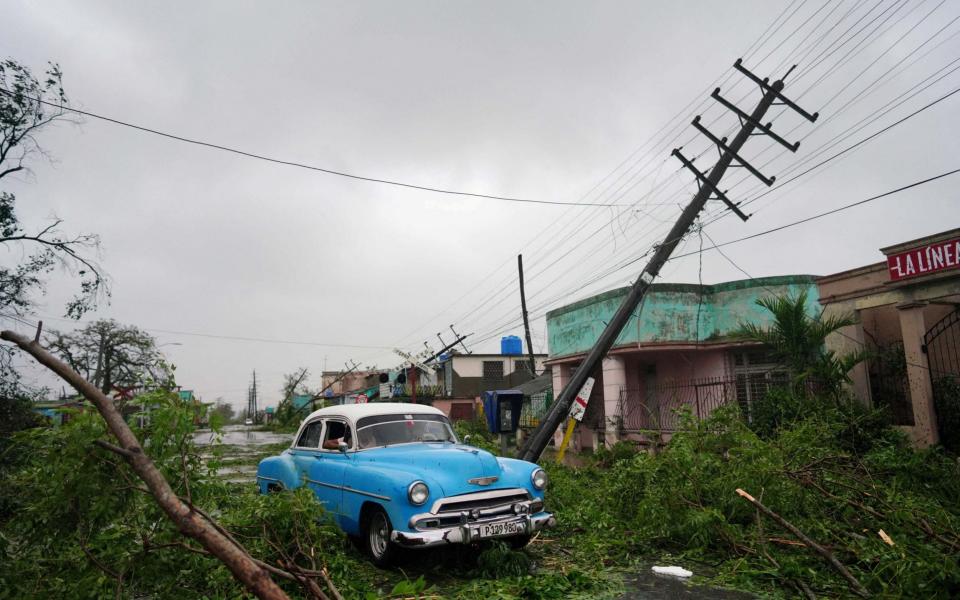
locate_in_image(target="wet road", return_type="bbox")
[619,569,754,599]
[192,424,293,447]
[193,424,292,483]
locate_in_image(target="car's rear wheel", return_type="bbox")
[363,507,396,567]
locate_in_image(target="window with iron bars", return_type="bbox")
[482,360,504,391]
[733,349,788,422]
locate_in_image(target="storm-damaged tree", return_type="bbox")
[274,367,314,426]
[0,59,107,320]
[0,59,108,436]
[46,319,172,395]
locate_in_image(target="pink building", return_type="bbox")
[545,276,820,451]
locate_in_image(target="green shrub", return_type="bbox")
[933,377,960,454]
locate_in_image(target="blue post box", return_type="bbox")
[482,390,523,434]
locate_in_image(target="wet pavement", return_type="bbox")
[193,424,292,483]
[192,424,293,447]
[619,568,754,599]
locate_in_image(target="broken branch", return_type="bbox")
[736,488,868,598]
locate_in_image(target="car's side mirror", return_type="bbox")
[338,441,349,453]
[463,435,472,445]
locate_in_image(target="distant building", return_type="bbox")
[432,351,548,421]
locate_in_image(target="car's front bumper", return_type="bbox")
[391,511,556,548]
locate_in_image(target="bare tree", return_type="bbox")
[47,319,171,395]
[0,59,108,319]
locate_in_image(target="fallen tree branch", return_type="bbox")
[736,488,868,598]
[93,439,135,459]
[1,329,289,600]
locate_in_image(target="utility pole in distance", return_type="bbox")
[518,254,538,377]
[519,59,818,462]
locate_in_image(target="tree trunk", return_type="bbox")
[1,329,290,600]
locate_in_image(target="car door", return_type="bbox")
[306,418,351,516]
[291,419,323,485]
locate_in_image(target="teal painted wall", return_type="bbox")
[546,276,821,359]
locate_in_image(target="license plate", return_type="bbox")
[478,520,524,539]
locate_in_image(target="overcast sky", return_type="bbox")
[3,0,958,412]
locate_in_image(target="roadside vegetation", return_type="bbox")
[2,260,957,599]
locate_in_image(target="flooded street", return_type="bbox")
[192,423,293,447]
[193,424,292,483]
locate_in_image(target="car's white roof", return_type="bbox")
[300,402,446,424]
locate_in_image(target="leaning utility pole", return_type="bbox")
[247,370,258,420]
[519,59,818,462]
[518,254,538,377]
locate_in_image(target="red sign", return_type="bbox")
[887,237,960,281]
[355,393,368,404]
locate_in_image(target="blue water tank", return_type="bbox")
[500,335,522,355]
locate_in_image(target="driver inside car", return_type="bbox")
[321,421,351,450]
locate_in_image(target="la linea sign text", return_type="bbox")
[887,237,960,281]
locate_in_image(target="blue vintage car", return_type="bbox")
[256,403,555,565]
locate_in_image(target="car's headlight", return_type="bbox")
[408,481,429,505]
[531,468,548,490]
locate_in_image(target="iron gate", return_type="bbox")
[924,309,960,450]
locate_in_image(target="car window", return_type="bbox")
[296,420,323,448]
[321,420,353,451]
[356,414,457,449]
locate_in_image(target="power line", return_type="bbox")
[470,166,960,346]
[392,3,838,348]
[2,313,394,350]
[699,226,945,375]
[675,166,960,260]
[0,88,622,208]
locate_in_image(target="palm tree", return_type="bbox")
[735,290,868,400]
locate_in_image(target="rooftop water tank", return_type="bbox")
[501,335,522,356]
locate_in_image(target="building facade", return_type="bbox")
[545,275,820,450]
[818,228,960,447]
[432,352,547,421]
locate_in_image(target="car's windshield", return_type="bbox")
[355,413,458,449]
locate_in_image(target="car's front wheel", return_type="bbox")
[363,507,396,567]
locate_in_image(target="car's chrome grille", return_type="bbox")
[432,488,530,515]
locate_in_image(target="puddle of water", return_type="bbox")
[619,569,754,599]
[193,424,292,447]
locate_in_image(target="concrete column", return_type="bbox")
[841,314,873,406]
[601,356,626,447]
[551,364,571,447]
[897,302,940,447]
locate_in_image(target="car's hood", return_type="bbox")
[358,443,501,496]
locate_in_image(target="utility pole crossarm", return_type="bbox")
[518,59,818,463]
[672,149,750,221]
[711,89,800,152]
[691,116,775,186]
[733,59,819,123]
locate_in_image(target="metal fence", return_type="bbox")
[615,376,740,432]
[519,390,553,429]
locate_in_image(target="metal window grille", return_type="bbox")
[614,376,739,432]
[482,360,504,391]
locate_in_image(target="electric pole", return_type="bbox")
[518,254,538,377]
[519,59,818,462]
[247,370,258,422]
